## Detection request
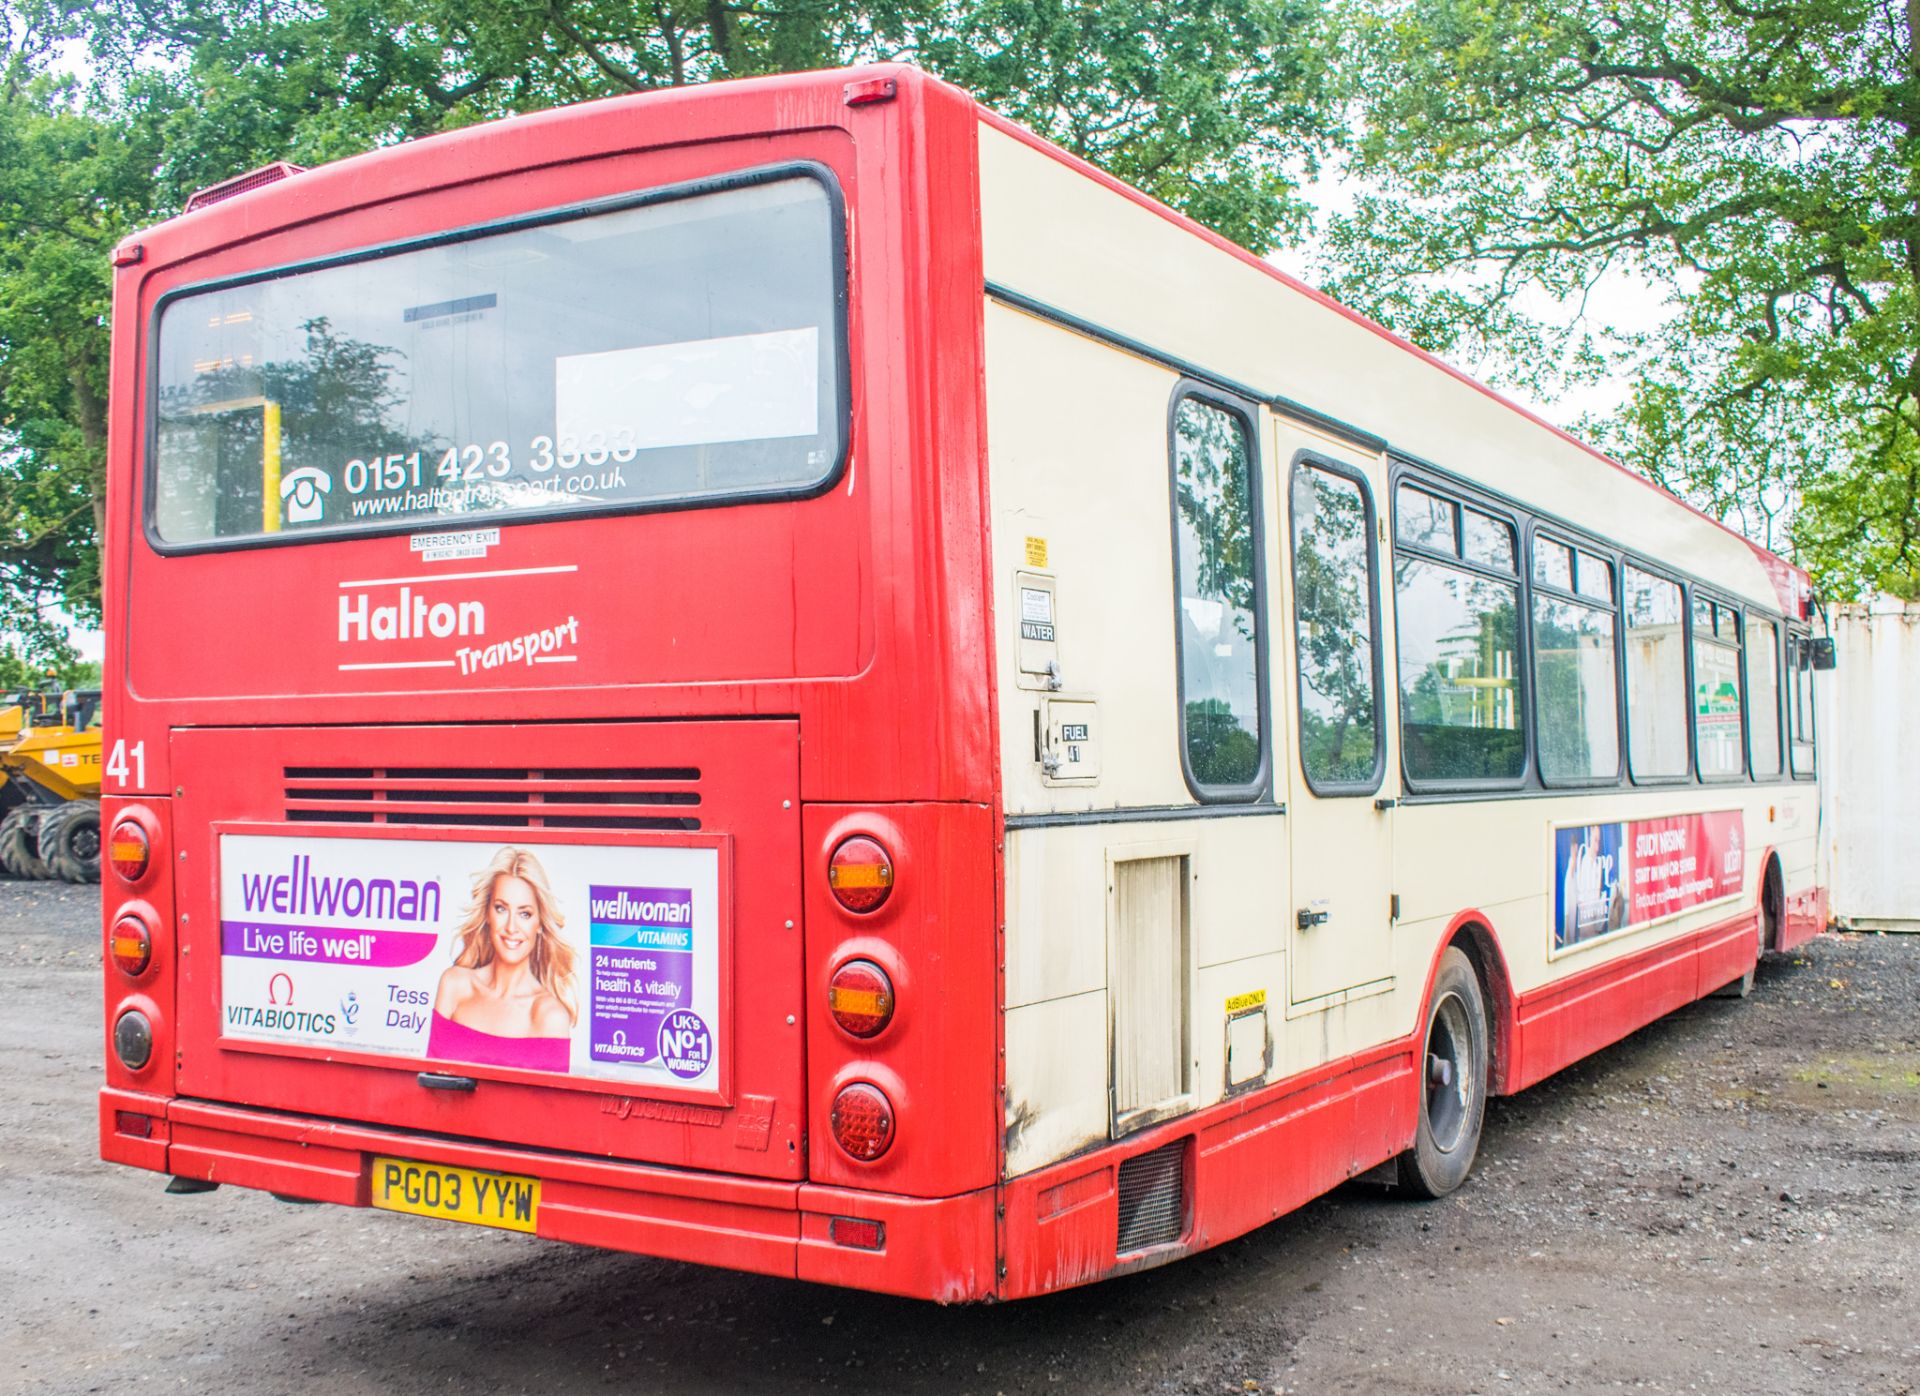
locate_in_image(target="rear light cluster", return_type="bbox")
[824,833,900,1164]
[827,836,893,914]
[827,958,894,1038]
[107,818,151,884]
[829,1082,896,1162]
[113,1009,154,1071]
[110,914,153,976]
[106,808,163,1078]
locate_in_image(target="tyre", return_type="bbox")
[0,811,21,878]
[1715,862,1784,999]
[37,801,101,885]
[1397,946,1490,1198]
[0,807,51,880]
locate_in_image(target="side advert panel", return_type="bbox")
[218,832,724,1093]
[1552,811,1745,953]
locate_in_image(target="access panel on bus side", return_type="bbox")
[169,721,806,1180]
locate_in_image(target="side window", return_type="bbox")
[1789,632,1817,777]
[1693,597,1745,778]
[1171,391,1265,797]
[1393,482,1525,784]
[1623,565,1688,779]
[1532,540,1620,783]
[1290,460,1382,792]
[1747,616,1782,778]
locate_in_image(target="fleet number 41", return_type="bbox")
[106,740,146,789]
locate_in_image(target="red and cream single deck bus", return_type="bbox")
[98,64,1828,1302]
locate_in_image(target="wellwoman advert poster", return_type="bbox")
[216,832,722,1088]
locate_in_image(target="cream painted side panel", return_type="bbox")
[977,123,1783,612]
[984,303,1190,816]
[1006,818,1292,1010]
[1005,991,1109,1177]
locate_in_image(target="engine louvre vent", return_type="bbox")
[1115,1139,1187,1254]
[283,765,700,830]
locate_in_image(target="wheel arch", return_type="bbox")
[1756,848,1786,951]
[1418,909,1519,1097]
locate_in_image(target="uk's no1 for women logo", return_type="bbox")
[657,1009,712,1080]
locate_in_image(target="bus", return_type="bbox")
[98,63,1828,1302]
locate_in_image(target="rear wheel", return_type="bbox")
[1714,861,1781,1000]
[0,807,51,880]
[1397,946,1490,1198]
[37,801,101,884]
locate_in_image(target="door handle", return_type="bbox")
[1296,908,1330,930]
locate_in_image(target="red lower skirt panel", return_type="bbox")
[1507,906,1775,1094]
[1780,884,1828,951]
[997,1038,1418,1300]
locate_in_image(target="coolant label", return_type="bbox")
[217,833,722,1090]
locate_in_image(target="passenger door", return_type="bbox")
[1283,449,1395,1004]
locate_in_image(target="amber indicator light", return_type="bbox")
[107,819,152,884]
[827,959,896,1038]
[110,915,153,977]
[827,836,894,914]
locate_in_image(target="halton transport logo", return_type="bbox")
[333,565,584,677]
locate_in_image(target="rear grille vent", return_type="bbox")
[1115,1140,1187,1254]
[284,766,700,830]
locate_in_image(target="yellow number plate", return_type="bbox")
[371,1157,540,1234]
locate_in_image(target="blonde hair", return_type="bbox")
[451,847,578,1028]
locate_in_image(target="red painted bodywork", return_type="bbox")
[100,62,1826,1301]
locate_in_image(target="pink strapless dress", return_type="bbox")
[426,1011,569,1072]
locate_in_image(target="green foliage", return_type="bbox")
[91,0,1330,247]
[0,0,1333,668]
[1,5,166,660]
[1322,0,1920,600]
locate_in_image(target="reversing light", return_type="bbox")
[108,818,152,884]
[828,836,894,914]
[829,1082,896,1162]
[113,1009,154,1071]
[109,914,153,977]
[827,959,895,1038]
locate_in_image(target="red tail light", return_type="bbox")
[828,836,894,914]
[108,818,152,884]
[109,913,153,977]
[827,959,895,1038]
[830,1082,896,1161]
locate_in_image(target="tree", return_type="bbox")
[1320,0,1919,600]
[0,0,1333,668]
[102,0,1330,249]
[1,2,166,658]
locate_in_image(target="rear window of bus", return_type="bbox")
[148,167,846,549]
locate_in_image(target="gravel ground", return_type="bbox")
[5,880,1916,1395]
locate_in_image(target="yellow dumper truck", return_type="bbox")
[0,689,103,883]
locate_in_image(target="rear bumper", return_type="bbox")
[100,1091,997,1302]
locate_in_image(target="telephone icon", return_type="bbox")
[280,467,332,524]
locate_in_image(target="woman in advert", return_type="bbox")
[428,847,577,1071]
